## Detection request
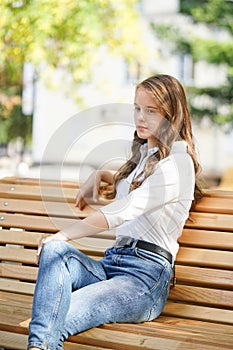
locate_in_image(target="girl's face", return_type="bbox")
[134,87,165,148]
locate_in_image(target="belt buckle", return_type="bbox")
[115,237,134,248]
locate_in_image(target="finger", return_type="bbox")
[75,193,82,206]
[93,185,99,202]
[36,236,49,264]
[36,242,43,265]
[78,198,87,210]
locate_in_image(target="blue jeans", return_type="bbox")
[27,240,172,350]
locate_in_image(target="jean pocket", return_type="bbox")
[147,278,171,321]
[135,248,171,269]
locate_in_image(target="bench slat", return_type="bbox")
[0,263,38,281]
[1,244,232,270]
[0,229,43,246]
[0,197,95,218]
[1,265,232,294]
[0,176,79,188]
[1,181,233,215]
[175,265,233,289]
[0,331,110,350]
[0,183,76,203]
[0,183,108,205]
[0,278,35,295]
[177,247,233,269]
[194,196,233,214]
[163,301,233,325]
[68,326,231,350]
[155,315,233,335]
[186,212,233,231]
[103,321,233,348]
[0,212,77,232]
[1,210,232,233]
[179,228,233,249]
[0,246,37,264]
[169,285,233,308]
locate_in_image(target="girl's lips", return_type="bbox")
[137,126,147,130]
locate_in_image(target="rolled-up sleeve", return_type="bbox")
[99,156,185,230]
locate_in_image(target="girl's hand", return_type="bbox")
[36,232,68,265]
[75,169,115,210]
[75,170,109,210]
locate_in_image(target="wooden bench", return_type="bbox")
[0,176,233,350]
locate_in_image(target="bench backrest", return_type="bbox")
[0,177,233,326]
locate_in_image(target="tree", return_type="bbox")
[0,0,145,145]
[151,0,233,130]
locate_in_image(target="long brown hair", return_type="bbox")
[106,74,202,208]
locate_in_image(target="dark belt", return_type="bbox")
[114,237,173,264]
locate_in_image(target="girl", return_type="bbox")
[28,74,202,350]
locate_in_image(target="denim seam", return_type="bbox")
[148,277,170,320]
[43,257,65,347]
[64,252,106,282]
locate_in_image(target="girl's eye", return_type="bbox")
[134,106,141,112]
[147,108,156,114]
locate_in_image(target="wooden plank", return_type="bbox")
[168,284,233,308]
[0,262,38,281]
[203,189,233,199]
[179,228,233,250]
[194,196,233,214]
[0,291,32,309]
[1,240,232,270]
[0,197,97,218]
[175,265,233,289]
[155,315,233,335]
[1,210,232,238]
[0,176,79,188]
[176,247,233,269]
[68,326,231,350]
[0,331,112,350]
[163,301,233,325]
[0,246,37,264]
[185,212,233,231]
[0,183,108,205]
[0,279,35,295]
[0,212,77,232]
[0,331,28,350]
[0,183,76,202]
[0,229,43,247]
[0,229,113,253]
[103,321,233,348]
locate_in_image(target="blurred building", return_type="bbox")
[31,0,233,182]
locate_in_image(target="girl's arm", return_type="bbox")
[36,211,108,264]
[75,169,115,209]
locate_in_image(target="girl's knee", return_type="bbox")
[40,240,69,262]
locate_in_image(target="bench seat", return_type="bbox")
[0,176,233,349]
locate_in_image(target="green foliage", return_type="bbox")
[0,0,143,145]
[0,0,143,83]
[152,0,233,130]
[7,104,32,144]
[180,0,233,34]
[191,39,233,65]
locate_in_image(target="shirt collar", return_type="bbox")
[140,143,159,158]
[140,140,187,157]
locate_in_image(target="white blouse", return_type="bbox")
[99,141,195,260]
